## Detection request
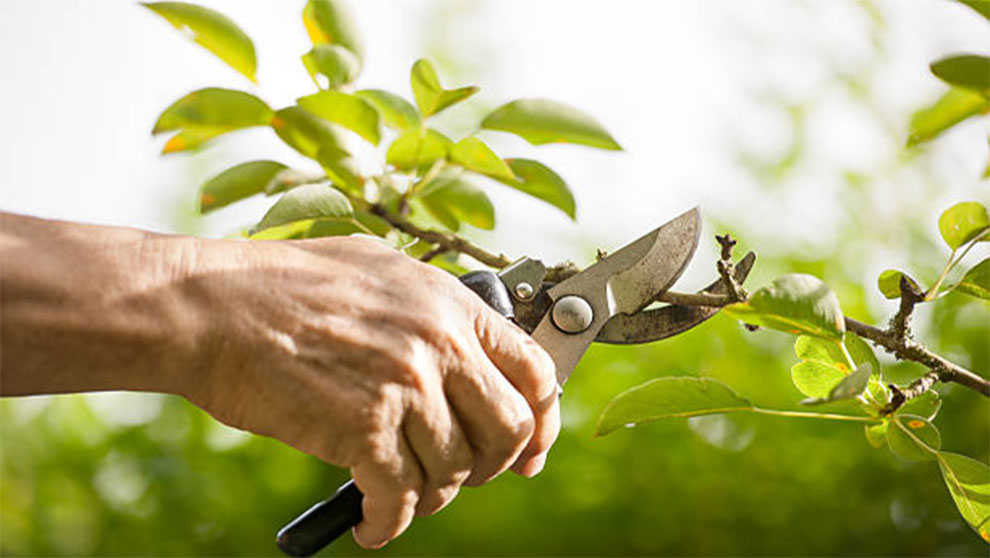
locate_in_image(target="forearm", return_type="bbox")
[0,213,210,397]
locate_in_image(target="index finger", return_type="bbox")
[474,309,561,477]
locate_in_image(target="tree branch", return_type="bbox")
[845,317,990,398]
[369,205,513,269]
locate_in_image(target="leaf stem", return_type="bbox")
[751,407,879,423]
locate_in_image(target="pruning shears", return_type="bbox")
[276,207,756,556]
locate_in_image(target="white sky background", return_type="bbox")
[0,0,987,274]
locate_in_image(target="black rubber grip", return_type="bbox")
[276,480,362,556]
[275,271,513,556]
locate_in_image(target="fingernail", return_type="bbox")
[522,454,546,478]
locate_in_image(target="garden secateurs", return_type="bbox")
[276,207,756,556]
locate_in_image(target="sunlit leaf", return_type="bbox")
[264,168,325,195]
[723,274,846,340]
[887,414,941,462]
[931,55,990,96]
[354,89,421,131]
[316,145,362,193]
[938,201,990,249]
[865,422,888,449]
[492,158,576,220]
[937,452,990,542]
[199,160,287,212]
[304,211,391,239]
[948,258,990,300]
[449,137,515,181]
[270,106,347,159]
[898,390,942,421]
[153,88,273,153]
[417,172,495,231]
[410,59,478,117]
[792,361,846,400]
[596,377,753,436]
[386,128,452,171]
[481,98,622,150]
[877,269,921,299]
[142,2,257,82]
[301,44,361,89]
[907,87,989,146]
[297,91,381,145]
[253,183,353,233]
[802,363,871,406]
[302,0,362,60]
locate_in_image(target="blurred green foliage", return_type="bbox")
[2,0,988,556]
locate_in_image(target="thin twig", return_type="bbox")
[419,247,447,263]
[369,204,513,269]
[716,234,747,302]
[889,275,924,341]
[879,370,941,416]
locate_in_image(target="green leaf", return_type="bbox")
[153,88,273,153]
[271,106,347,159]
[723,274,846,340]
[297,91,381,145]
[865,422,888,449]
[956,0,990,20]
[481,98,622,150]
[354,89,421,131]
[316,145,362,193]
[877,269,921,299]
[792,361,847,400]
[253,183,353,233]
[263,168,325,195]
[142,2,257,82]
[802,363,872,406]
[493,159,576,220]
[417,172,495,231]
[887,414,941,462]
[449,137,515,181]
[936,452,990,542]
[410,59,478,117]
[386,128,453,171]
[304,211,391,239]
[931,55,990,96]
[950,258,990,300]
[199,160,287,212]
[595,377,752,437]
[898,390,942,421]
[301,44,361,89]
[939,201,990,249]
[302,0,362,60]
[248,219,314,240]
[907,87,989,146]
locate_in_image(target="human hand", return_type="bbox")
[183,236,560,548]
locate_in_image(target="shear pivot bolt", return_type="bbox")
[551,296,594,334]
[514,282,535,300]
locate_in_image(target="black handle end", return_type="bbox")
[277,480,364,557]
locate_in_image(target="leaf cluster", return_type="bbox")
[143,0,621,263]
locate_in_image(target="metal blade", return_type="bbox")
[596,251,756,344]
[529,207,702,385]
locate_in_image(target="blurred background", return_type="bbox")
[1,0,988,556]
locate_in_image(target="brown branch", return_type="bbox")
[716,234,747,303]
[888,275,924,340]
[845,317,990,398]
[369,205,513,269]
[879,370,940,416]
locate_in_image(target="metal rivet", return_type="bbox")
[551,295,594,334]
[514,282,535,300]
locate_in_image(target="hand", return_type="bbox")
[185,236,560,548]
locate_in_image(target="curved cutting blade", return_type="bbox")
[530,207,702,385]
[596,251,756,344]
